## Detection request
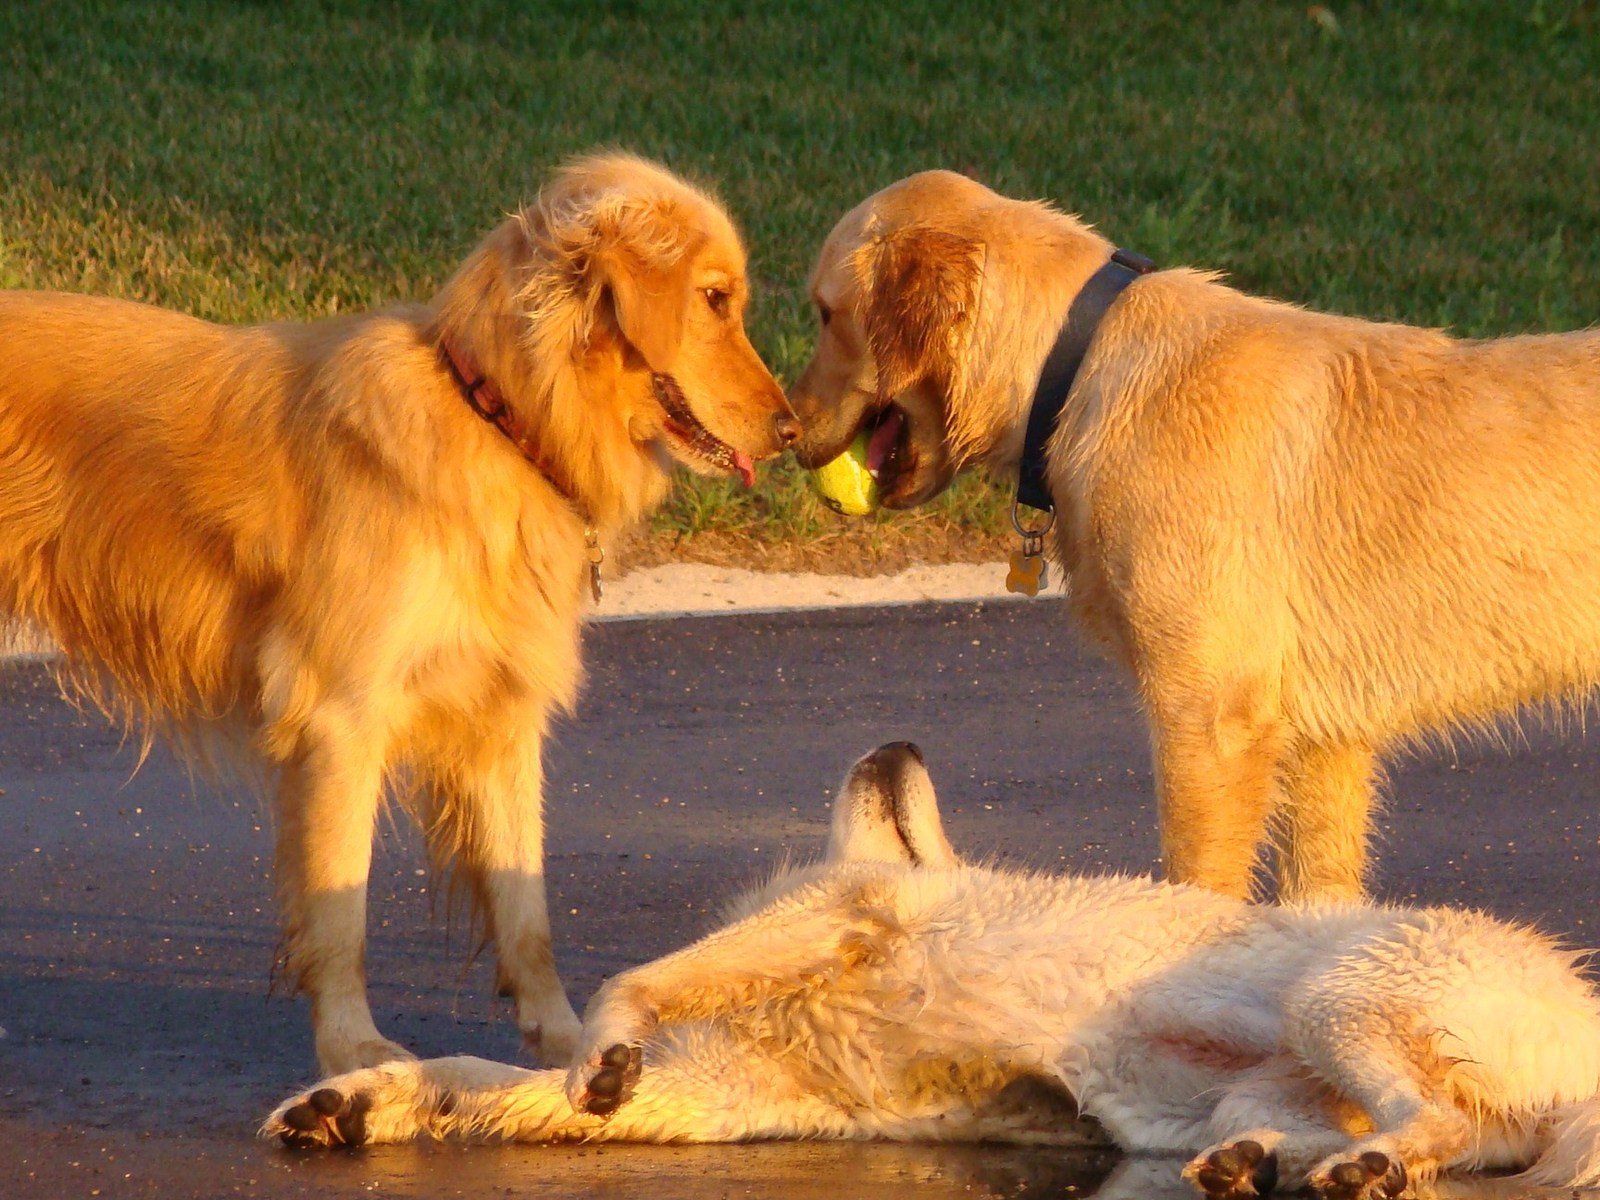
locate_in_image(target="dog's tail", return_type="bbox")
[1521,1095,1600,1187]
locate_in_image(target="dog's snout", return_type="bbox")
[845,741,926,796]
[886,740,925,765]
[869,741,925,770]
[773,411,802,449]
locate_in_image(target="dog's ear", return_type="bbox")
[586,198,701,374]
[854,225,984,398]
[827,742,960,869]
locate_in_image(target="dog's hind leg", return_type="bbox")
[1186,1057,1367,1198]
[1273,740,1377,903]
[441,733,581,1067]
[263,1056,525,1147]
[274,713,411,1075]
[1285,993,1473,1197]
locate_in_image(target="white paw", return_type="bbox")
[1185,1139,1279,1197]
[524,1009,582,1067]
[262,1062,428,1148]
[1307,1151,1407,1200]
[563,1042,643,1116]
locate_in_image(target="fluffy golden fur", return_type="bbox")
[0,153,795,1073]
[789,170,1600,903]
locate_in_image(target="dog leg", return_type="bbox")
[1274,740,1376,903]
[1148,679,1285,900]
[264,1035,859,1146]
[1300,1091,1461,1199]
[1186,1058,1364,1197]
[1286,987,1473,1196]
[275,718,410,1075]
[263,1056,517,1147]
[564,874,894,1113]
[444,738,581,1067]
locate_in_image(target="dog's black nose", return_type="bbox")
[873,741,925,767]
[773,411,802,448]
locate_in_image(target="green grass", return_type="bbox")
[2,1,1597,560]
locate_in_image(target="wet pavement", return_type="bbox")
[4,599,1600,1198]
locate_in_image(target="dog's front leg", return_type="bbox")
[265,1034,858,1146]
[443,733,581,1066]
[564,873,893,1114]
[275,717,411,1075]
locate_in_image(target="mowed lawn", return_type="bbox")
[2,0,1597,566]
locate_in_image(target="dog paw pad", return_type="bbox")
[1194,1139,1278,1198]
[280,1103,324,1133]
[308,1088,346,1116]
[581,1043,642,1116]
[1316,1152,1406,1200]
[274,1088,374,1149]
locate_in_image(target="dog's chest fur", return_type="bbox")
[721,865,1600,1154]
[725,870,1255,1119]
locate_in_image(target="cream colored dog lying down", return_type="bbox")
[267,744,1600,1199]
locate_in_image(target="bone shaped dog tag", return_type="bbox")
[1006,547,1046,597]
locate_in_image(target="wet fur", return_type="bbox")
[265,744,1600,1194]
[0,153,791,1074]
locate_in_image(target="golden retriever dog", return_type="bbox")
[0,153,797,1074]
[788,170,1600,904]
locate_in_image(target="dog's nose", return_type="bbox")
[873,741,925,768]
[773,411,802,449]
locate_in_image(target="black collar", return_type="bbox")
[1015,247,1156,513]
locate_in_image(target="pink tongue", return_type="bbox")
[734,450,755,488]
[866,409,905,476]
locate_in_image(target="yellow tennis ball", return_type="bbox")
[810,431,878,515]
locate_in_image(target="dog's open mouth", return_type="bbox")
[653,374,755,487]
[864,404,908,487]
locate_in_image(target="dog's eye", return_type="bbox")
[703,287,731,316]
[817,303,832,328]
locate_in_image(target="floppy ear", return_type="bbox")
[855,225,984,398]
[588,200,701,374]
[826,742,960,869]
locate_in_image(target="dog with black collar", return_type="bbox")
[788,168,1600,906]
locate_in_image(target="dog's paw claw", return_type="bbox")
[1314,1151,1406,1200]
[1192,1139,1278,1198]
[580,1043,642,1116]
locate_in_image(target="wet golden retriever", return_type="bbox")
[0,153,796,1073]
[789,169,1600,904]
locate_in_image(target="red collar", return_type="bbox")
[439,336,605,601]
[439,337,589,513]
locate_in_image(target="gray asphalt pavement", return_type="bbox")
[3,598,1598,1199]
